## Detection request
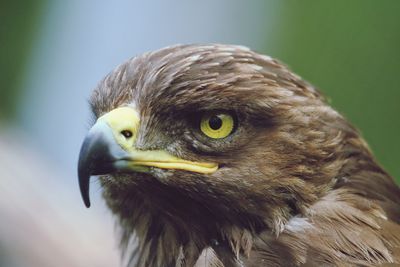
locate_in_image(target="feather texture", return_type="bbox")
[85,44,400,266]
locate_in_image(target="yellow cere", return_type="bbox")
[93,107,219,174]
[97,106,140,150]
[200,113,234,139]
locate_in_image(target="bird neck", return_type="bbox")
[103,179,266,266]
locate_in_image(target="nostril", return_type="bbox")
[121,130,133,138]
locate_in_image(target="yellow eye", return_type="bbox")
[200,112,235,139]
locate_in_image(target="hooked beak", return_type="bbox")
[77,107,218,208]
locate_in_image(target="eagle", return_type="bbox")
[78,44,400,266]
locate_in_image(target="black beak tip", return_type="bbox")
[84,198,91,208]
[82,189,91,208]
[77,124,117,209]
[78,170,91,208]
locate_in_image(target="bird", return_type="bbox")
[77,44,400,266]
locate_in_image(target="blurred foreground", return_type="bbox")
[0,128,120,267]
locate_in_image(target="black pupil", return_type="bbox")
[209,115,223,130]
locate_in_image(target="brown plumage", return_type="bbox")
[78,44,400,266]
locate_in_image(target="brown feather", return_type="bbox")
[88,44,400,266]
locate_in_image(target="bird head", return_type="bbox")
[78,44,370,249]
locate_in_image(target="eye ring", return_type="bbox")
[200,112,235,139]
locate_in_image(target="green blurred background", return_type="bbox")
[0,0,45,121]
[0,1,399,266]
[269,1,400,182]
